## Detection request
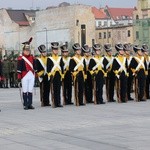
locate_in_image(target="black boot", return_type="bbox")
[23,93,28,110]
[28,93,34,109]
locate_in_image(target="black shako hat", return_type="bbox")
[51,42,59,49]
[82,44,90,53]
[22,37,33,50]
[115,43,123,51]
[141,44,149,52]
[104,43,112,52]
[60,43,69,52]
[93,43,102,51]
[72,43,81,51]
[133,45,141,53]
[123,43,132,51]
[38,45,46,53]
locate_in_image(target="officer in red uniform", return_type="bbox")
[17,38,36,110]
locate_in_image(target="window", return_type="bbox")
[76,20,79,26]
[108,32,111,38]
[104,32,106,39]
[32,17,35,21]
[104,21,107,26]
[110,21,112,26]
[127,30,131,37]
[98,21,101,27]
[99,32,102,39]
[136,15,139,20]
[136,31,139,39]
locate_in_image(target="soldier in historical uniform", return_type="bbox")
[103,43,116,102]
[82,44,93,103]
[2,55,10,88]
[14,55,19,88]
[129,45,147,101]
[112,43,128,103]
[69,43,86,106]
[47,42,64,108]
[17,37,36,110]
[0,59,2,88]
[141,44,150,99]
[60,43,73,105]
[123,43,134,101]
[36,45,51,107]
[88,43,106,104]
[9,57,16,88]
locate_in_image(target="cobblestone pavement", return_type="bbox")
[0,87,150,150]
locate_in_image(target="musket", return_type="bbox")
[76,78,79,106]
[93,76,97,104]
[83,77,87,105]
[134,77,139,102]
[40,81,44,106]
[50,76,55,108]
[144,79,147,101]
[116,78,121,103]
[62,78,65,105]
[74,79,77,106]
[105,75,109,102]
[74,77,79,106]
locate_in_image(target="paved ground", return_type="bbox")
[0,87,150,150]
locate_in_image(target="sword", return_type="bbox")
[18,82,24,108]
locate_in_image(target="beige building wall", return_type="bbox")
[96,25,134,52]
[72,5,95,47]
[35,5,95,50]
[0,8,20,56]
[0,9,35,55]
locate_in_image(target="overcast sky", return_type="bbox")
[0,0,137,9]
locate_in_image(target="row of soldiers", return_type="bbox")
[0,56,18,88]
[37,42,149,107]
[17,37,150,110]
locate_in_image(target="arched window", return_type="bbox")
[136,15,139,20]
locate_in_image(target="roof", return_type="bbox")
[6,9,36,26]
[92,7,109,19]
[106,5,135,20]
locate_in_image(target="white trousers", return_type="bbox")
[22,71,35,93]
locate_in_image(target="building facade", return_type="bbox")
[0,9,36,56]
[0,5,96,56]
[35,4,95,53]
[133,0,150,46]
[94,5,134,50]
[96,25,133,53]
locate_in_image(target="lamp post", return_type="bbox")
[43,27,48,53]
